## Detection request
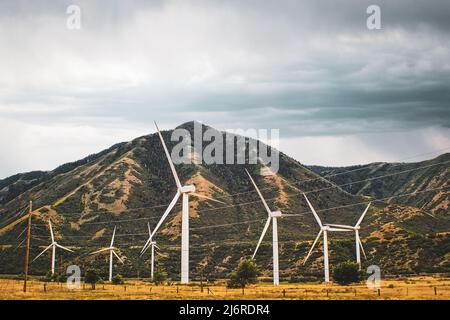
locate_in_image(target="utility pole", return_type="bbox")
[23,201,32,293]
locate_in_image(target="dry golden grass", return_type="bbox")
[0,276,448,300]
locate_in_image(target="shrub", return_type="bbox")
[333,261,361,285]
[14,274,25,280]
[227,258,260,289]
[85,268,100,289]
[112,274,124,285]
[58,273,68,283]
[43,271,58,282]
[152,266,168,285]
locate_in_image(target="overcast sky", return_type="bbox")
[1,0,450,178]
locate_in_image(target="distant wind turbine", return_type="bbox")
[141,222,161,281]
[246,169,282,285]
[324,203,371,268]
[302,194,352,283]
[32,221,74,275]
[90,226,124,282]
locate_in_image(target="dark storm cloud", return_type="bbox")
[0,0,450,176]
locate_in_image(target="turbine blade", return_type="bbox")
[140,222,154,255]
[110,226,116,247]
[112,250,124,264]
[155,121,182,189]
[32,244,53,262]
[154,244,161,250]
[140,240,151,256]
[328,228,353,232]
[303,230,323,265]
[355,202,371,227]
[358,236,367,259]
[150,191,181,239]
[90,247,110,255]
[303,193,323,227]
[325,224,355,230]
[252,217,272,258]
[191,192,225,204]
[48,220,55,243]
[147,222,152,237]
[245,169,272,216]
[55,243,74,253]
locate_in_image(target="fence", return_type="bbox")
[0,278,449,300]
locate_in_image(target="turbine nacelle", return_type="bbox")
[322,225,352,232]
[270,211,282,218]
[180,185,196,193]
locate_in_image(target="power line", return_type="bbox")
[15,185,447,243]
[24,158,450,222]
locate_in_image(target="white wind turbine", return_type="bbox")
[33,221,74,275]
[141,222,161,281]
[246,169,282,285]
[146,122,224,284]
[302,194,352,283]
[90,226,124,282]
[324,203,371,268]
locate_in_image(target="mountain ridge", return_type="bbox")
[0,122,448,279]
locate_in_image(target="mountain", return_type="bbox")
[309,153,450,214]
[0,122,449,280]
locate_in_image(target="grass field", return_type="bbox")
[0,276,449,300]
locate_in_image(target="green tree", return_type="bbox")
[85,268,100,289]
[43,271,58,282]
[152,266,168,285]
[112,274,124,285]
[333,261,361,285]
[227,258,260,289]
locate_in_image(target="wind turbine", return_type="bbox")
[90,226,124,282]
[245,169,282,285]
[141,222,161,281]
[324,203,371,268]
[32,221,74,275]
[147,122,224,284]
[302,194,352,283]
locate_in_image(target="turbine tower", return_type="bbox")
[246,169,282,285]
[302,194,351,283]
[148,122,224,284]
[32,221,74,275]
[90,226,123,282]
[141,222,161,281]
[324,203,371,268]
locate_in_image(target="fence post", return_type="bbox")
[44,283,47,293]
[434,287,437,296]
[282,289,286,298]
[177,286,179,294]
[377,289,381,296]
[326,289,329,297]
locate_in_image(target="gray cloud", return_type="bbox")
[0,0,449,177]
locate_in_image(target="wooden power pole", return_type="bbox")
[23,200,32,293]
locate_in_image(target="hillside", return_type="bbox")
[309,154,450,214]
[0,122,449,280]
